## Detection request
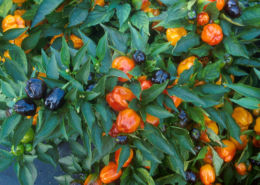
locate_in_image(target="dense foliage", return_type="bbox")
[1,0,260,185]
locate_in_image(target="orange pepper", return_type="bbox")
[32,67,46,80]
[197,12,210,26]
[200,121,219,142]
[27,107,41,125]
[84,173,102,185]
[2,15,25,32]
[14,10,31,27]
[50,33,64,45]
[106,86,136,111]
[157,0,163,6]
[216,140,236,162]
[141,0,150,10]
[253,135,260,147]
[56,3,65,12]
[204,114,212,123]
[151,22,165,32]
[112,56,135,82]
[230,135,248,150]
[94,0,105,7]
[0,51,11,62]
[235,161,252,175]
[146,114,160,127]
[108,123,122,138]
[138,76,153,90]
[70,34,84,49]
[13,0,27,6]
[115,148,134,167]
[166,27,187,46]
[116,109,141,133]
[163,89,182,109]
[143,7,160,16]
[254,117,260,133]
[200,164,215,185]
[177,56,202,76]
[204,0,225,11]
[100,162,122,184]
[231,107,253,131]
[204,147,213,165]
[201,23,223,46]
[253,108,260,117]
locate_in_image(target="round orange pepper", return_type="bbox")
[115,148,134,167]
[253,108,260,117]
[253,136,260,147]
[141,0,150,10]
[200,164,215,185]
[108,123,122,138]
[204,147,213,165]
[84,173,102,185]
[204,114,212,123]
[14,10,31,27]
[204,0,225,11]
[106,86,136,111]
[13,0,27,6]
[116,109,141,133]
[177,56,202,76]
[166,27,187,46]
[200,121,219,142]
[146,114,160,127]
[151,22,165,32]
[2,15,25,32]
[197,12,210,26]
[138,76,153,90]
[254,117,260,133]
[163,89,182,109]
[201,23,223,46]
[231,107,253,131]
[94,0,105,7]
[216,140,236,162]
[143,7,160,16]
[100,162,122,184]
[70,34,84,49]
[112,56,135,82]
[230,135,248,150]
[27,107,41,125]
[235,161,252,175]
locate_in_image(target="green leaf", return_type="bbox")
[117,145,130,172]
[91,123,103,154]
[61,37,70,67]
[1,80,17,98]
[190,43,212,57]
[194,83,229,94]
[92,75,106,96]
[223,37,249,59]
[167,85,206,106]
[69,141,87,159]
[96,33,107,61]
[225,83,260,100]
[240,5,260,27]
[36,143,53,153]
[173,32,200,54]
[64,87,78,101]
[205,1,219,20]
[31,0,63,27]
[220,19,232,36]
[237,145,251,165]
[203,107,227,129]
[67,109,83,135]
[0,159,13,173]
[116,4,131,27]
[210,145,224,176]
[68,7,88,27]
[130,81,141,100]
[224,111,242,144]
[128,66,142,77]
[21,31,41,50]
[82,127,92,156]
[108,68,129,80]
[47,52,59,80]
[13,118,33,149]
[230,98,260,110]
[37,153,56,167]
[76,59,90,85]
[192,146,208,165]
[94,103,107,122]
[0,0,12,18]
[163,95,178,112]
[19,165,33,185]
[197,61,222,82]
[36,114,60,138]
[129,23,146,52]
[220,13,244,26]
[151,42,172,57]
[136,168,155,185]
[2,27,29,40]
[9,49,28,75]
[55,175,74,185]
[234,57,260,67]
[131,11,149,35]
[187,107,205,126]
[79,30,97,57]
[145,105,174,119]
[0,114,21,142]
[81,102,95,129]
[4,58,27,83]
[82,155,92,172]
[133,140,151,154]
[72,42,89,71]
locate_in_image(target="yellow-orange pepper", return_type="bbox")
[143,7,160,16]
[230,135,248,150]
[200,121,219,142]
[9,33,31,54]
[204,147,213,165]
[177,56,202,76]
[141,0,150,10]
[112,56,135,82]
[116,109,141,133]
[146,114,160,127]
[201,23,223,46]
[254,117,260,133]
[70,34,84,49]
[216,140,236,162]
[27,107,41,125]
[235,161,252,175]
[253,108,260,117]
[200,164,215,185]
[166,27,187,46]
[84,173,102,185]
[2,15,25,32]
[231,107,253,131]
[13,0,27,6]
[50,33,64,45]
[0,51,11,62]
[14,10,31,27]
[100,162,122,184]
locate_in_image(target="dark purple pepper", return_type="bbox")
[185,170,197,183]
[13,99,36,116]
[86,83,97,91]
[5,107,13,117]
[190,128,200,141]
[224,0,242,18]
[44,87,66,111]
[151,69,171,84]
[133,50,146,65]
[115,135,128,145]
[25,78,48,100]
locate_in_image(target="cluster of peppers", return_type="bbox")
[6,78,67,155]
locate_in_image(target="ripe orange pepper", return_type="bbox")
[166,27,187,46]
[100,162,122,184]
[200,121,219,142]
[50,33,64,45]
[197,12,210,26]
[235,161,252,175]
[56,3,65,12]
[216,140,236,162]
[230,135,248,150]
[204,147,213,165]
[141,0,150,10]
[201,23,223,46]
[253,135,260,147]
[27,107,41,125]
[157,0,163,6]
[200,164,215,185]
[94,0,105,7]
[163,89,182,109]
[115,148,134,167]
[253,108,260,117]
[151,22,165,32]
[145,166,151,169]
[106,86,136,111]
[204,114,212,123]
[112,56,135,82]
[116,109,141,133]
[84,173,102,185]
[204,0,225,11]
[143,7,160,16]
[177,56,202,76]
[0,51,11,62]
[231,107,253,131]
[138,76,153,90]
[254,117,260,133]
[2,15,25,32]
[146,114,160,127]
[13,0,27,6]
[14,10,31,27]
[70,34,84,49]
[108,123,122,138]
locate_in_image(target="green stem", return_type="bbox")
[61,81,71,91]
